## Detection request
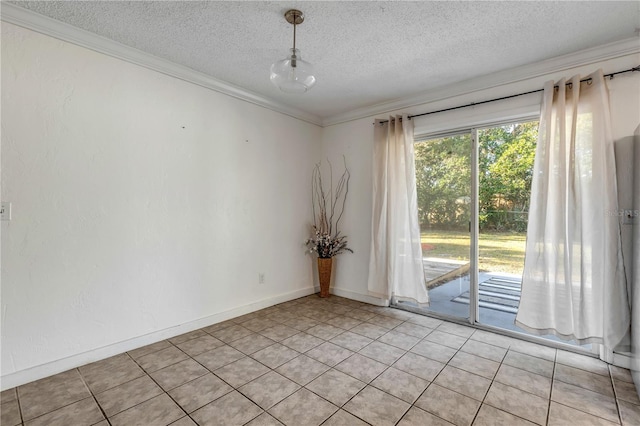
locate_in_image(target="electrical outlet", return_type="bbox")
[0,202,11,221]
[258,273,265,284]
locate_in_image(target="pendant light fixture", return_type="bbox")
[270,9,316,93]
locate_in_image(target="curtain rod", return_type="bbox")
[376,66,640,124]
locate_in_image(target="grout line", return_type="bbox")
[609,365,625,425]
[75,367,110,425]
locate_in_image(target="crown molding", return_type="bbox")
[0,2,323,127]
[322,37,640,127]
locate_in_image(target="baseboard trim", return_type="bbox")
[0,286,316,390]
[331,287,388,306]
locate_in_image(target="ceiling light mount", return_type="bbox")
[270,9,316,93]
[284,9,304,26]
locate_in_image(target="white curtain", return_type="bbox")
[516,70,630,348]
[368,115,429,305]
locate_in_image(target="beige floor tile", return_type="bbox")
[191,391,263,426]
[410,340,457,363]
[238,371,300,410]
[168,329,208,345]
[503,350,554,378]
[618,399,640,426]
[275,354,330,386]
[378,330,421,350]
[214,357,270,388]
[344,386,410,426]
[324,315,363,330]
[306,369,366,406]
[554,363,614,397]
[614,378,640,405]
[18,369,92,421]
[547,401,619,426]
[448,351,500,379]
[424,330,468,350]
[393,352,445,382]
[343,308,377,321]
[109,393,184,426]
[306,342,354,367]
[398,406,454,426]
[78,353,145,393]
[350,322,389,339]
[322,409,369,426]
[194,345,245,371]
[136,346,189,373]
[280,332,324,353]
[434,366,491,401]
[366,314,404,330]
[509,340,556,362]
[169,417,198,426]
[371,367,429,403]
[551,380,619,423]
[209,324,254,343]
[305,324,345,340]
[95,375,163,416]
[334,353,388,383]
[358,341,406,365]
[168,373,233,413]
[473,404,537,426]
[484,381,548,425]
[24,397,104,426]
[283,317,320,332]
[150,358,209,391]
[228,333,276,355]
[1,388,17,404]
[128,340,172,360]
[269,388,338,426]
[494,364,551,399]
[556,350,610,376]
[201,320,235,335]
[437,322,474,338]
[251,343,300,369]
[176,334,224,357]
[1,399,22,426]
[259,325,300,342]
[469,330,515,349]
[245,412,284,426]
[415,384,480,426]
[241,317,281,333]
[329,331,374,352]
[393,322,433,339]
[406,315,443,329]
[460,339,506,362]
[610,365,634,383]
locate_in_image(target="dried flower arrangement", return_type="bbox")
[305,158,353,259]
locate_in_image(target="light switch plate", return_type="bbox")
[1,202,11,221]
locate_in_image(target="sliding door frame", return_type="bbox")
[395,117,594,356]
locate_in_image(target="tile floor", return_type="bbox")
[2,295,639,426]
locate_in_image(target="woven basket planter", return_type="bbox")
[317,257,333,298]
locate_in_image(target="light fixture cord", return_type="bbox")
[291,17,297,68]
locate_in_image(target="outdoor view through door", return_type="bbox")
[406,120,587,348]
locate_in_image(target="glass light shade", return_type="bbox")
[270,48,316,93]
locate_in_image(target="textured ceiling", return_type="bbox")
[9,1,640,120]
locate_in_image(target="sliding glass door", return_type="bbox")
[476,122,537,331]
[413,132,472,320]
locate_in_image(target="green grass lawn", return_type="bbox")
[421,230,526,275]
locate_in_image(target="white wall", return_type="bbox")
[321,53,640,304]
[1,23,321,388]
